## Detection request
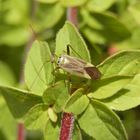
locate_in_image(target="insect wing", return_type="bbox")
[61,55,86,68]
[59,55,101,80]
[84,67,101,80]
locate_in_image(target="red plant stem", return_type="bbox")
[108,44,119,56]
[17,33,36,140]
[67,7,78,26]
[59,7,78,140]
[17,1,38,140]
[59,113,74,140]
[17,123,25,140]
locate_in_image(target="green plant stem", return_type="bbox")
[59,7,78,140]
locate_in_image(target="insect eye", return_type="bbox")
[57,57,61,64]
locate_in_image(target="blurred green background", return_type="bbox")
[0,0,140,139]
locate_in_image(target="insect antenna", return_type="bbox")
[27,50,63,91]
[27,57,55,93]
[24,25,62,93]
[29,58,52,90]
[29,24,38,39]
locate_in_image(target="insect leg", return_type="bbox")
[67,73,72,94]
[66,44,83,59]
[51,67,60,75]
[61,70,71,94]
[66,45,72,93]
[67,44,70,55]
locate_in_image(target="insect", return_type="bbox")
[27,26,101,92]
[57,48,101,80]
[27,41,101,92]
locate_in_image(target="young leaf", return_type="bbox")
[86,0,116,12]
[64,88,89,115]
[78,100,128,140]
[56,21,91,62]
[23,104,49,130]
[44,119,60,140]
[43,81,70,112]
[102,74,140,111]
[98,50,140,78]
[24,40,54,95]
[48,107,58,122]
[88,76,132,99]
[0,86,42,119]
[60,0,87,7]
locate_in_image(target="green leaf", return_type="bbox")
[86,0,116,12]
[35,3,64,30]
[80,9,103,30]
[80,129,95,140]
[44,119,60,140]
[98,50,140,78]
[102,74,140,111]
[72,125,82,140]
[23,104,49,130]
[4,0,29,25]
[0,86,42,118]
[60,0,87,7]
[64,88,89,115]
[24,40,54,95]
[0,97,17,140]
[80,9,106,44]
[129,27,140,48]
[81,11,131,42]
[93,12,131,42]
[88,76,132,99]
[37,0,58,3]
[43,81,69,112]
[115,27,140,50]
[119,8,138,31]
[56,21,91,62]
[0,27,30,47]
[0,61,16,86]
[128,4,140,25]
[78,100,128,140]
[81,26,106,44]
